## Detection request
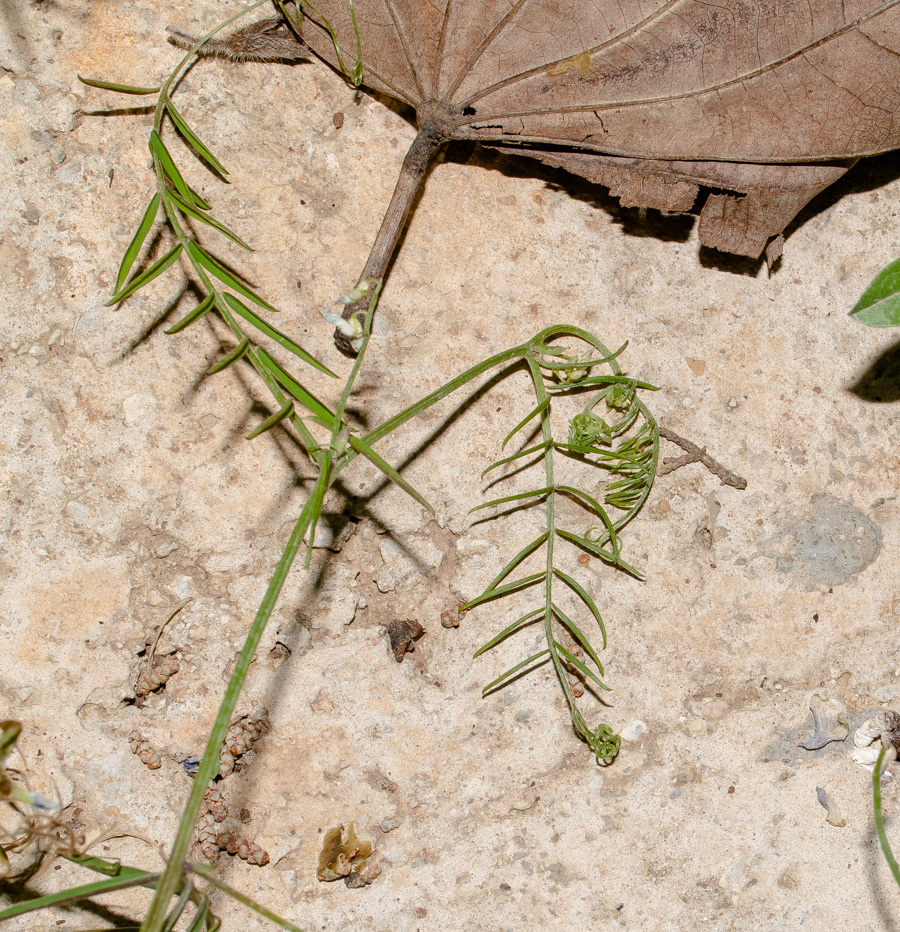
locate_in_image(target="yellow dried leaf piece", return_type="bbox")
[316,822,372,882]
[547,49,591,77]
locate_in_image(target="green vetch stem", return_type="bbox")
[333,117,447,354]
[139,478,325,932]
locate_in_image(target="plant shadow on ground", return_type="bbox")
[848,338,900,403]
[442,143,900,280]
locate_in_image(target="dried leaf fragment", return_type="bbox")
[386,619,424,662]
[317,822,373,882]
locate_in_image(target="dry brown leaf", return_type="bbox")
[200,2,900,344]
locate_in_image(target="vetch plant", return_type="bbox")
[1,3,661,928]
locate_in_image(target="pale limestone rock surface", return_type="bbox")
[2,2,900,931]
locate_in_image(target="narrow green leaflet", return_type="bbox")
[161,879,194,932]
[851,256,900,327]
[482,649,551,695]
[0,870,160,919]
[165,293,216,334]
[257,348,336,424]
[465,531,549,602]
[150,130,197,207]
[221,293,336,376]
[469,486,552,513]
[556,528,643,578]
[191,864,306,932]
[78,75,160,94]
[554,640,608,691]
[167,190,250,249]
[473,607,543,657]
[164,97,228,175]
[553,568,606,648]
[481,441,550,477]
[461,571,546,610]
[206,338,250,374]
[187,242,277,312]
[550,603,605,677]
[116,193,160,293]
[247,400,294,439]
[346,434,434,514]
[501,397,550,449]
[106,243,183,306]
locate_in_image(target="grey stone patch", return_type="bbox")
[758,494,882,591]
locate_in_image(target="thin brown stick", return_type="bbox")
[657,424,747,489]
[334,122,446,353]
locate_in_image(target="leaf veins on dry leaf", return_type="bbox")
[182,1,900,347]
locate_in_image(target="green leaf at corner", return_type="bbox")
[851,256,900,327]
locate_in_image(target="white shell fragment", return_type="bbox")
[851,711,900,773]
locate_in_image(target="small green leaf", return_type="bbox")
[116,193,160,293]
[166,189,251,250]
[553,568,606,648]
[347,434,435,514]
[256,348,336,424]
[164,97,228,175]
[206,338,250,374]
[187,242,277,312]
[469,486,552,513]
[0,870,160,919]
[461,571,545,610]
[221,293,336,376]
[106,243,183,305]
[553,640,609,691]
[467,531,549,602]
[247,400,294,439]
[473,607,543,657]
[481,441,549,477]
[502,397,550,449]
[78,75,160,94]
[556,485,619,558]
[150,130,196,206]
[550,604,604,676]
[851,256,900,327]
[482,649,551,694]
[556,528,643,579]
[165,293,216,334]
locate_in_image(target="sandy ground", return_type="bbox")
[3,2,900,930]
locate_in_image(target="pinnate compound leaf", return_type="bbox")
[298,0,900,262]
[107,243,183,305]
[851,256,900,327]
